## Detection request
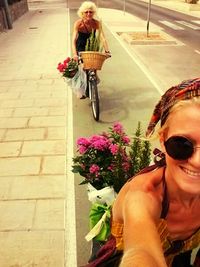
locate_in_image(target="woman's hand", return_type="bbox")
[73,54,79,62]
[121,188,167,267]
[120,247,167,267]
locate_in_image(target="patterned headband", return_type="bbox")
[146,77,200,137]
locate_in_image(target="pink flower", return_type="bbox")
[64,57,71,63]
[90,135,110,151]
[79,145,87,154]
[108,165,114,171]
[113,122,124,135]
[77,137,90,147]
[122,135,130,144]
[57,63,64,72]
[89,164,100,174]
[122,162,130,171]
[77,137,90,154]
[109,144,119,155]
[63,61,68,68]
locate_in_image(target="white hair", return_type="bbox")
[77,1,97,18]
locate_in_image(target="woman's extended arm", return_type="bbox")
[71,20,79,59]
[120,190,168,267]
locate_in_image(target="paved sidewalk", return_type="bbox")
[0,4,68,267]
[0,0,199,266]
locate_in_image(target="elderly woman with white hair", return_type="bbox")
[72,1,110,59]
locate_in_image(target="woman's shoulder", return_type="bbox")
[112,167,164,221]
[92,18,100,27]
[74,19,82,28]
[125,167,164,193]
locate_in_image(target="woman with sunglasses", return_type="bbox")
[72,1,109,61]
[85,78,200,267]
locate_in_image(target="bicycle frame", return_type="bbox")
[87,70,96,99]
[78,52,111,121]
[86,69,100,121]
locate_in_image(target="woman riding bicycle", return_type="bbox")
[71,1,110,98]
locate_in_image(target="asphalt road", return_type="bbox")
[112,0,200,51]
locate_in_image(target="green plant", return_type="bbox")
[72,122,151,193]
[85,29,103,52]
[129,122,151,176]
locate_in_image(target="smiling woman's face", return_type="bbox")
[160,104,200,195]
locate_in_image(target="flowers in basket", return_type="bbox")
[57,57,78,79]
[72,122,151,242]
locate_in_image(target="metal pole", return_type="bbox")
[123,0,126,15]
[147,0,151,37]
[2,0,12,29]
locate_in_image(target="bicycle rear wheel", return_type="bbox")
[89,79,100,121]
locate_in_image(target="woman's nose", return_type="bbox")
[188,147,200,166]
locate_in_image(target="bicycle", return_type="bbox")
[80,52,111,121]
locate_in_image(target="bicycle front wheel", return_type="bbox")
[89,80,99,121]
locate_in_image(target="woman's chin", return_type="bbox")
[179,166,200,194]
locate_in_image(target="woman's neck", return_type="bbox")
[83,18,93,23]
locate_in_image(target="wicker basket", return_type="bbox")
[80,51,110,70]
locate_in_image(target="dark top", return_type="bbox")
[76,19,98,53]
[76,31,91,52]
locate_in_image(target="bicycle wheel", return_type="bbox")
[89,79,100,121]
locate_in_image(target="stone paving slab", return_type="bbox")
[0,157,41,176]
[0,200,35,230]
[0,231,64,267]
[0,175,66,200]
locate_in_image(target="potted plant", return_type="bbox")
[72,122,151,244]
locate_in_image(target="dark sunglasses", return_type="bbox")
[84,11,93,14]
[164,135,199,160]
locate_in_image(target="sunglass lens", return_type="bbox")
[164,136,193,160]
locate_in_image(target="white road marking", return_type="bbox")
[176,20,200,30]
[191,20,200,25]
[65,8,77,267]
[159,20,184,30]
[195,49,200,55]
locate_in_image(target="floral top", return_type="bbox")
[111,220,200,267]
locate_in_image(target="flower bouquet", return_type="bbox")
[72,122,132,194]
[72,122,151,242]
[57,57,78,79]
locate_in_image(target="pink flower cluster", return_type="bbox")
[57,57,78,78]
[72,122,151,192]
[77,122,130,155]
[57,57,71,73]
[72,122,133,192]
